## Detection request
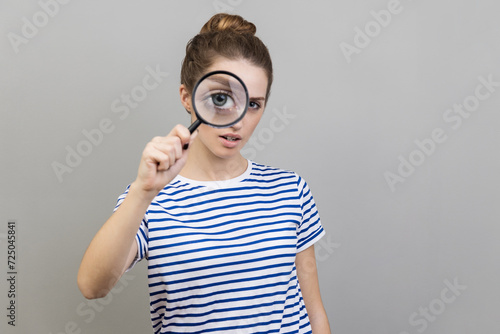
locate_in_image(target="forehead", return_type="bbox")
[206,57,267,98]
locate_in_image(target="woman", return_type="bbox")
[78,13,331,333]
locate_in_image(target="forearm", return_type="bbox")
[309,306,331,334]
[296,245,332,333]
[77,183,154,299]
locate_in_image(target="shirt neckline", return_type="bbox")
[174,160,253,187]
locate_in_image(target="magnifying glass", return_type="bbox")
[187,70,249,134]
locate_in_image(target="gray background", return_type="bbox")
[1,0,499,333]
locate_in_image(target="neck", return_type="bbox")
[180,140,248,181]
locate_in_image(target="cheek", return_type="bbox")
[196,125,215,141]
[244,113,263,134]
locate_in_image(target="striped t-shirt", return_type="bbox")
[117,160,325,333]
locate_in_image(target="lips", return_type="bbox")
[219,133,241,147]
[220,133,241,141]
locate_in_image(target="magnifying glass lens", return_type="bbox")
[193,72,248,128]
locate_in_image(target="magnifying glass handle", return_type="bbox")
[183,119,201,149]
[188,119,201,134]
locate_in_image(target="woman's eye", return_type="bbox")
[249,101,261,110]
[209,93,235,109]
[212,94,227,106]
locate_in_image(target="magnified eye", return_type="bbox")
[208,92,235,110]
[212,94,227,106]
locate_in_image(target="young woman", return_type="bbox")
[78,13,331,334]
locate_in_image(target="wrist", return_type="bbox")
[128,181,158,205]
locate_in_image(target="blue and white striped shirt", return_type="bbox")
[116,161,325,333]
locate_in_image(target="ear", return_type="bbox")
[179,84,192,113]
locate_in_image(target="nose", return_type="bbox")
[230,118,243,131]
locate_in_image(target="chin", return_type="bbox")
[197,136,245,160]
[212,149,241,160]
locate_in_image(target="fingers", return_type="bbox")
[168,124,191,148]
[148,139,179,171]
[135,124,194,194]
[146,125,191,171]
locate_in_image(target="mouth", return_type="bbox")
[220,136,240,141]
[220,133,241,141]
[219,133,242,147]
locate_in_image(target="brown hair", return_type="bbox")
[180,13,273,102]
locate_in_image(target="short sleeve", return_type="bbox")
[296,175,325,253]
[113,185,149,271]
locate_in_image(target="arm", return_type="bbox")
[77,184,152,299]
[296,245,332,334]
[77,125,192,299]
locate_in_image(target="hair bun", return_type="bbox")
[200,13,256,35]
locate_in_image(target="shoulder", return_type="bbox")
[249,160,298,178]
[248,160,308,188]
[249,162,318,203]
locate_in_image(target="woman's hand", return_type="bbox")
[134,124,194,198]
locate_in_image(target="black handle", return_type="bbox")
[184,119,201,149]
[188,119,201,134]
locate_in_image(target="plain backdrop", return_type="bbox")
[1,0,499,333]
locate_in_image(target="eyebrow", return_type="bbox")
[205,76,242,90]
[250,97,266,102]
[204,76,266,101]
